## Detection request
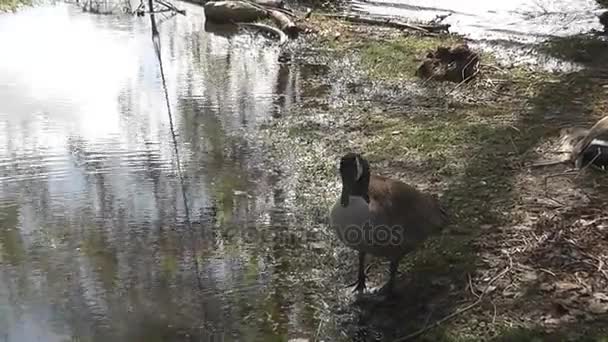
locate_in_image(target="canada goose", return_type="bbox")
[571,116,608,169]
[329,152,448,295]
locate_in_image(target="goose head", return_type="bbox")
[338,152,371,207]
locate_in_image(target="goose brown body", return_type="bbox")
[331,175,446,257]
[365,174,447,256]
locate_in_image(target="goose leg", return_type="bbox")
[352,251,367,293]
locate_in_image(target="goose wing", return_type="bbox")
[368,175,447,243]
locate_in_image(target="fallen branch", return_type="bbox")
[204,0,300,40]
[531,159,569,167]
[321,14,450,34]
[155,0,186,15]
[429,13,451,24]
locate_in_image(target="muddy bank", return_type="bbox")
[259,13,608,341]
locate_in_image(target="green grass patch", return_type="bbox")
[359,112,500,161]
[357,35,463,80]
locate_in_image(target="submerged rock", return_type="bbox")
[415,44,479,83]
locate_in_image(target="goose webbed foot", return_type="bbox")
[349,274,367,293]
[348,251,367,293]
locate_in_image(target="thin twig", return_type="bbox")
[314,318,325,342]
[580,251,608,282]
[543,169,578,191]
[394,263,511,341]
[461,56,478,82]
[468,273,480,299]
[531,159,569,167]
[446,58,480,96]
[539,268,557,277]
[541,196,566,207]
[508,135,519,155]
[480,63,505,72]
[321,13,449,33]
[421,73,437,86]
[575,149,602,179]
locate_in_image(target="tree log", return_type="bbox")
[268,8,298,37]
[253,0,283,8]
[203,1,267,24]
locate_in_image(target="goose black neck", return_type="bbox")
[339,153,371,206]
[349,175,370,203]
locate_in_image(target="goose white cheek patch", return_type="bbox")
[591,138,608,148]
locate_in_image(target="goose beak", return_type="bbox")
[340,182,351,207]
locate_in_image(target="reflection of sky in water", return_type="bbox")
[349,0,603,42]
[0,8,140,140]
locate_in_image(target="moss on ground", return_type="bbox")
[0,0,30,12]
[357,35,463,80]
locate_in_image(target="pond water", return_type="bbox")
[0,2,325,341]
